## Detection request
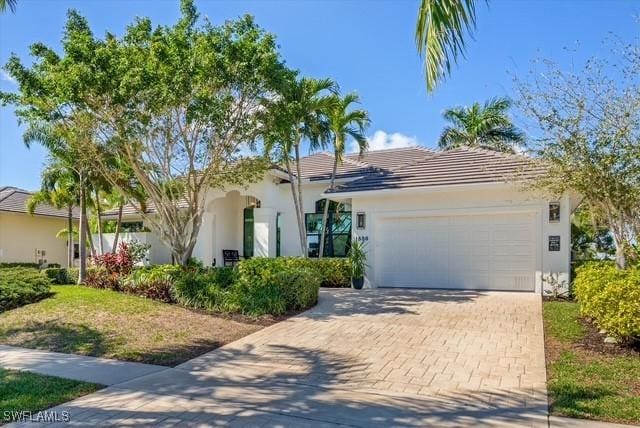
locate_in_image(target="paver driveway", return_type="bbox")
[25,289,548,427]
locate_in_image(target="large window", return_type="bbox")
[305,200,351,257]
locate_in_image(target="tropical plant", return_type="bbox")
[0,0,17,13]
[416,0,484,91]
[348,240,367,281]
[26,159,78,268]
[438,97,524,152]
[318,93,370,258]
[264,76,337,256]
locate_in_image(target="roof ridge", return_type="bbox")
[0,187,21,203]
[456,145,531,160]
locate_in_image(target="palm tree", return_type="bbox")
[0,0,17,13]
[27,159,79,268]
[23,121,97,283]
[265,76,337,256]
[438,97,524,153]
[318,93,370,258]
[416,0,483,91]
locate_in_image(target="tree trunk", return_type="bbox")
[95,189,104,255]
[78,183,87,284]
[111,202,123,253]
[86,214,97,260]
[285,155,306,257]
[319,154,339,258]
[615,245,627,270]
[294,143,308,256]
[67,205,74,269]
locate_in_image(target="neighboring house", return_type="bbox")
[101,146,578,294]
[0,186,79,266]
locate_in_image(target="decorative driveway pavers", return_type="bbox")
[14,289,548,427]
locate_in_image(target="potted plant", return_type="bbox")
[348,239,367,289]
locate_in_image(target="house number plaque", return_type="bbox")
[548,235,560,252]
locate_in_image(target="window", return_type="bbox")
[356,212,366,229]
[243,207,254,258]
[121,221,145,232]
[73,244,80,259]
[276,213,282,257]
[305,201,352,257]
[549,202,560,223]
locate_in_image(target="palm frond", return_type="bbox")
[416,0,483,91]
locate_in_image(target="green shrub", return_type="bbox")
[0,262,40,269]
[0,268,52,311]
[43,268,70,284]
[121,265,182,302]
[172,269,232,311]
[573,262,640,341]
[312,258,351,288]
[67,267,79,284]
[234,258,320,315]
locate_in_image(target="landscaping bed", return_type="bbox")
[0,368,101,423]
[0,285,274,366]
[543,300,640,425]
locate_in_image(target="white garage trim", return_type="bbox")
[369,208,543,293]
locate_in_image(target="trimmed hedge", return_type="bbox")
[0,262,41,269]
[76,257,339,316]
[0,268,52,311]
[573,262,640,342]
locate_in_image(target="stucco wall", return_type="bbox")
[0,212,73,266]
[94,231,173,265]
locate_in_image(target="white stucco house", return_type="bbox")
[0,186,79,266]
[101,146,578,294]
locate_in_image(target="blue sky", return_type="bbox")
[1,0,638,190]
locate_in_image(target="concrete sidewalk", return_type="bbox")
[0,344,167,385]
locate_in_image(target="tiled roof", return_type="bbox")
[298,146,433,181]
[327,147,546,194]
[0,186,80,219]
[345,146,433,171]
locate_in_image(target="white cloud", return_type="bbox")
[0,70,16,85]
[348,130,419,153]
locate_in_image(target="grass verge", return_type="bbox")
[0,285,273,366]
[0,368,100,423]
[543,300,640,425]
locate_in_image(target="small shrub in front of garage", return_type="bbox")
[43,268,71,285]
[232,263,320,315]
[573,262,640,342]
[0,267,52,311]
[312,258,351,288]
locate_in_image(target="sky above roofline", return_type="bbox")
[1,0,638,190]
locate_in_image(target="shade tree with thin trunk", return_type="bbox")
[2,0,291,266]
[516,41,640,269]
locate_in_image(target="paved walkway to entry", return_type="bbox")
[10,289,549,427]
[0,345,166,386]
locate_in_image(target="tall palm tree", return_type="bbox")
[318,93,370,258]
[27,159,79,268]
[416,0,484,91]
[24,121,97,283]
[438,97,524,153]
[265,76,337,256]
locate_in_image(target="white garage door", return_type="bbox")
[375,212,536,291]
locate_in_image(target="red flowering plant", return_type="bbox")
[94,241,150,275]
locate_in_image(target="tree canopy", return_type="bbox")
[438,97,524,153]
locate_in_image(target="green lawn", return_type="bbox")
[0,368,100,423]
[543,301,640,425]
[0,285,267,366]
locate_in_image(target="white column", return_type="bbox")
[253,207,277,257]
